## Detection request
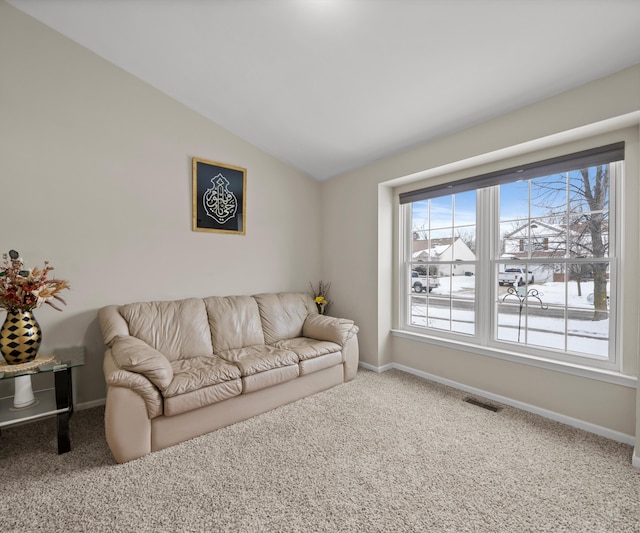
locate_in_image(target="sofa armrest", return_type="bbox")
[302,314,359,346]
[104,348,164,419]
[98,304,130,346]
[110,335,173,390]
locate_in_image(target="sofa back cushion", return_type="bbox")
[119,298,213,361]
[204,295,265,352]
[253,292,316,344]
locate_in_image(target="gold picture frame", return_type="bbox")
[192,157,246,235]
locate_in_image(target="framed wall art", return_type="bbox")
[192,157,246,235]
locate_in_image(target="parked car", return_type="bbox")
[411,271,440,293]
[498,267,534,286]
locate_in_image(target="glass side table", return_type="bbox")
[0,347,85,454]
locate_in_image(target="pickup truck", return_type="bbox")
[411,271,440,293]
[498,267,534,286]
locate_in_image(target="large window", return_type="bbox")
[400,143,623,370]
[407,191,478,335]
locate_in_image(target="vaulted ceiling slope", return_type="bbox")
[8,0,640,181]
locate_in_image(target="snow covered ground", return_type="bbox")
[410,276,609,357]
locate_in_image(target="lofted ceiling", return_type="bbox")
[8,0,640,181]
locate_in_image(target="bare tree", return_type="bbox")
[578,166,609,320]
[532,166,610,320]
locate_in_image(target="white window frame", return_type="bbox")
[398,148,624,374]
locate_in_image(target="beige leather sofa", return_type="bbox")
[98,292,359,463]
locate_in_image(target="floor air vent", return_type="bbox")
[464,397,502,412]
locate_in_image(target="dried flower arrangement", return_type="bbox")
[0,250,70,312]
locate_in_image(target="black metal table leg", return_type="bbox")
[54,367,73,454]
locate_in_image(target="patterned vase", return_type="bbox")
[0,310,42,365]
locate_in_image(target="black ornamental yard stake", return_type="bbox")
[501,284,548,343]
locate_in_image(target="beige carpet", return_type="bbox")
[1,369,638,532]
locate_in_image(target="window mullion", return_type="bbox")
[609,161,621,368]
[400,202,412,328]
[476,187,493,346]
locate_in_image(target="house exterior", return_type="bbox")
[502,219,568,258]
[412,237,476,276]
[501,219,609,282]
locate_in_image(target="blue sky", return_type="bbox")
[411,169,608,233]
[411,190,476,232]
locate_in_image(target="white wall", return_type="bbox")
[323,66,640,450]
[0,2,322,404]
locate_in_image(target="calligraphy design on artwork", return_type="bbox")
[193,157,246,234]
[202,173,238,224]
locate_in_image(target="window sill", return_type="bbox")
[390,329,637,388]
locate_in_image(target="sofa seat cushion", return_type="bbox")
[299,352,343,376]
[217,345,298,376]
[164,380,243,417]
[272,337,341,361]
[164,356,241,397]
[162,355,243,416]
[242,365,300,393]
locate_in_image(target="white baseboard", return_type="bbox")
[359,361,636,449]
[633,449,640,469]
[76,398,105,411]
[358,361,393,373]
